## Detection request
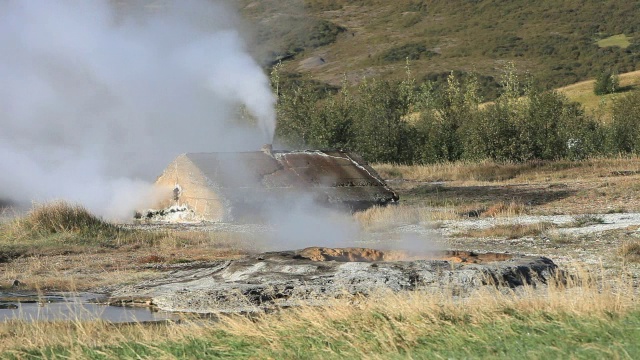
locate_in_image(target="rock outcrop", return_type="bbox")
[110,248,558,313]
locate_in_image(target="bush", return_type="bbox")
[379,43,438,63]
[593,69,620,95]
[303,20,346,49]
[349,78,416,163]
[609,90,640,153]
[273,64,609,164]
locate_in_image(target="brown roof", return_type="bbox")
[184,149,398,209]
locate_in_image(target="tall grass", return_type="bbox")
[7,201,121,239]
[0,269,637,358]
[0,202,255,291]
[373,155,640,183]
[619,241,640,263]
[353,205,431,231]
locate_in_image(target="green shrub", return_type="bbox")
[594,69,620,95]
[349,78,416,163]
[609,90,640,153]
[273,63,608,164]
[379,43,438,63]
[302,20,346,49]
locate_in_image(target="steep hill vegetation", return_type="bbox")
[272,62,640,164]
[240,0,640,97]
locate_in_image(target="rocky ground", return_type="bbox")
[103,208,640,313]
[3,165,640,315]
[110,248,557,313]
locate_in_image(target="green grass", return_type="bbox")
[598,34,632,48]
[7,308,640,359]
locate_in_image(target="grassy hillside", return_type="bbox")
[239,0,640,98]
[558,69,640,118]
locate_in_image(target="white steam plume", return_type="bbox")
[0,0,275,219]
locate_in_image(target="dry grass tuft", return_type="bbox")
[481,201,528,218]
[425,209,460,221]
[544,229,577,245]
[570,214,606,227]
[0,202,176,249]
[355,201,527,226]
[618,241,640,263]
[354,205,432,231]
[8,201,120,239]
[456,222,555,239]
[0,203,254,291]
[137,255,166,264]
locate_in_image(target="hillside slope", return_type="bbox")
[239,0,640,95]
[557,70,640,117]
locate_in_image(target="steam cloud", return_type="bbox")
[0,0,275,218]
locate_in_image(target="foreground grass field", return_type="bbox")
[1,273,638,359]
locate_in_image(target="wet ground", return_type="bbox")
[0,292,178,322]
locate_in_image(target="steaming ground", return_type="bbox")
[125,214,444,255]
[125,211,640,273]
[0,0,275,219]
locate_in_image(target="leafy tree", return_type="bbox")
[350,78,415,163]
[272,62,607,164]
[609,90,640,153]
[594,69,620,95]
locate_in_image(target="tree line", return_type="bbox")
[272,62,640,164]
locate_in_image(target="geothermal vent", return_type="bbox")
[296,247,514,263]
[111,247,558,314]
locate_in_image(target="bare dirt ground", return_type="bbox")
[3,161,640,293]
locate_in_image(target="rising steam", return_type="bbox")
[0,0,275,218]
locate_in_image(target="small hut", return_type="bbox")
[154,147,399,221]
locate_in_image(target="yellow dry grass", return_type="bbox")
[374,160,531,183]
[597,34,632,49]
[619,240,640,263]
[0,202,253,291]
[353,205,431,231]
[374,156,640,184]
[455,222,555,239]
[221,269,634,345]
[0,268,634,355]
[481,200,528,218]
[557,69,640,118]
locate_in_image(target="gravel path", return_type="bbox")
[439,212,640,236]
